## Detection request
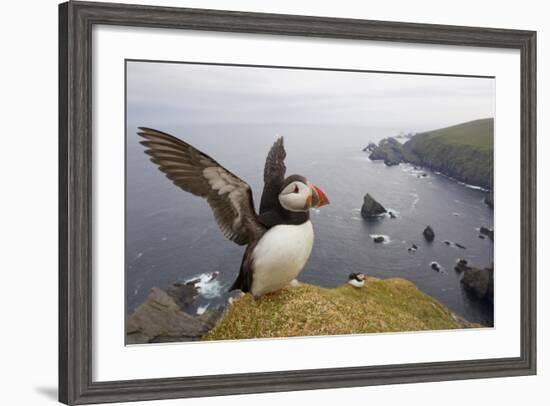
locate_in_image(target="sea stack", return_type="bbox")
[423,226,435,242]
[430,261,442,272]
[479,226,494,241]
[361,193,387,218]
[455,259,469,273]
[461,265,494,303]
[366,137,404,166]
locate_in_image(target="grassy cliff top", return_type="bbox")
[418,118,494,151]
[204,278,476,341]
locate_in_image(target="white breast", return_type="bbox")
[250,221,314,297]
[348,279,365,288]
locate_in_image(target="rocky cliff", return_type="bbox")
[127,277,479,343]
[402,118,494,190]
[365,118,494,191]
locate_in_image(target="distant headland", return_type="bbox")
[364,118,494,204]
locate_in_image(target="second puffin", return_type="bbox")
[138,128,329,298]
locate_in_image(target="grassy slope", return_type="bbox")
[205,278,475,340]
[403,118,494,189]
[421,118,493,149]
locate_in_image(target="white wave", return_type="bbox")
[196,304,209,315]
[354,207,386,218]
[383,208,400,218]
[369,234,391,244]
[185,272,225,299]
[413,165,489,192]
[409,192,420,210]
[457,181,489,192]
[403,165,429,178]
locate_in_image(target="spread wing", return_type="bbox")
[259,137,286,214]
[138,127,265,246]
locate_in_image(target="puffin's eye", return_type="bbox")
[293,185,300,193]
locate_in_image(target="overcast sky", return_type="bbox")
[127,61,494,134]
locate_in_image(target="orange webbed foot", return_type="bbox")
[263,288,286,298]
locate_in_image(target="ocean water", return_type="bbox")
[126,124,494,326]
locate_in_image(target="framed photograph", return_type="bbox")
[59,1,536,404]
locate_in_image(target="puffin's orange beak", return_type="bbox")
[309,184,330,208]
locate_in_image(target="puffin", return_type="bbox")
[138,127,329,297]
[348,273,366,288]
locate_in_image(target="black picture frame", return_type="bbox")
[59,1,537,404]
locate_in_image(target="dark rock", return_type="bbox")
[412,243,418,249]
[455,243,466,249]
[444,240,451,246]
[479,226,494,241]
[421,173,428,177]
[462,265,494,303]
[484,191,494,209]
[454,259,470,273]
[363,142,377,152]
[430,261,441,272]
[126,286,222,344]
[478,235,485,239]
[367,137,404,166]
[166,281,199,310]
[373,236,385,243]
[125,330,150,345]
[423,226,435,242]
[388,211,397,219]
[361,193,387,218]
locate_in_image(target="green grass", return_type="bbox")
[204,278,476,341]
[420,118,494,150]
